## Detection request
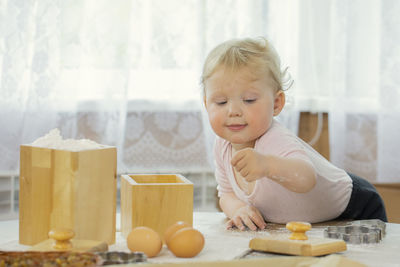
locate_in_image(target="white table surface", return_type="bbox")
[1,212,400,266]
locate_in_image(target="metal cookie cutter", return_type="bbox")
[323,219,385,244]
[350,219,386,236]
[96,251,147,265]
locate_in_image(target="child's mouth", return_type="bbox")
[227,124,246,131]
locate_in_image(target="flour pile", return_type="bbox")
[31,129,109,151]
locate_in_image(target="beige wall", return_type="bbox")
[298,112,330,161]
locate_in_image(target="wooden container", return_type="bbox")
[19,145,117,245]
[121,174,193,239]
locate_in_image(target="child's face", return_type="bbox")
[204,66,284,149]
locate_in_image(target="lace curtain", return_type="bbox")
[1,0,399,183]
[293,0,400,183]
[0,0,276,174]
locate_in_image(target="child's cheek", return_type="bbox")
[208,112,219,127]
[207,109,224,134]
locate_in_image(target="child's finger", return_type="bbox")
[231,150,246,166]
[232,217,245,231]
[226,220,234,230]
[233,161,246,173]
[239,167,250,178]
[242,216,257,231]
[251,214,266,230]
[252,210,267,229]
[255,207,264,219]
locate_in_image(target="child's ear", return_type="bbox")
[273,90,285,116]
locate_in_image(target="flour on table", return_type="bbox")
[31,128,109,151]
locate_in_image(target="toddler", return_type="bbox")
[201,37,387,230]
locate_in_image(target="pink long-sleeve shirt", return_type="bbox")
[214,119,352,223]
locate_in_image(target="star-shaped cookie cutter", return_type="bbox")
[323,219,386,244]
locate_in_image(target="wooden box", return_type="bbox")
[121,174,193,239]
[19,145,117,245]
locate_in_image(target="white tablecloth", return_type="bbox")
[1,212,400,266]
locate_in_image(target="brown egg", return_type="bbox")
[164,221,190,245]
[168,227,205,258]
[126,226,162,258]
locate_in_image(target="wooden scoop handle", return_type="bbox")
[286,221,311,240]
[48,228,75,250]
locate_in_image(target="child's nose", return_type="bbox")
[228,102,242,116]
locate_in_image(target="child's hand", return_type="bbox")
[231,148,268,182]
[226,205,266,231]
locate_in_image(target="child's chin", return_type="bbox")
[229,139,255,148]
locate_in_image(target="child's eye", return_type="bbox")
[244,99,256,103]
[216,101,227,105]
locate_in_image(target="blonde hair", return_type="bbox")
[201,37,292,94]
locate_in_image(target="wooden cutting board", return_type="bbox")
[30,238,108,253]
[141,255,365,267]
[29,228,108,253]
[249,235,347,256]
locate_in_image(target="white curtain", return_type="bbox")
[292,0,400,183]
[1,0,399,182]
[0,0,277,174]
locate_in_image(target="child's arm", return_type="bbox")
[231,148,316,193]
[219,192,266,231]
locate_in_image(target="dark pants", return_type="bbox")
[337,173,387,222]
